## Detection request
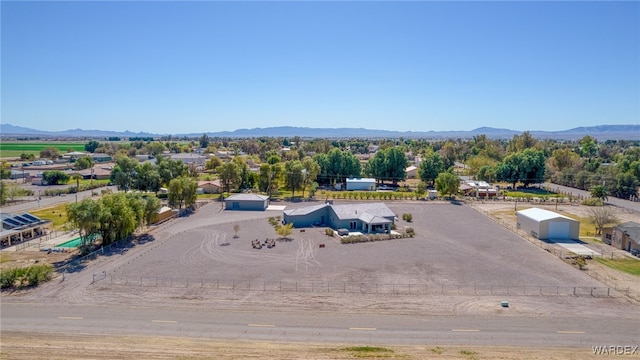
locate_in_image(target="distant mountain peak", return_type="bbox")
[1,123,639,140]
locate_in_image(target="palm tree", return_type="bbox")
[590,184,608,204]
[71,173,83,203]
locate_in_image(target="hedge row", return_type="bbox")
[0,264,54,290]
[340,231,415,244]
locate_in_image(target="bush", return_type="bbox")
[1,264,54,290]
[402,213,413,222]
[582,198,603,206]
[325,228,335,237]
[405,227,415,237]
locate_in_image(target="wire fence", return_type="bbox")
[91,274,630,298]
[466,201,640,302]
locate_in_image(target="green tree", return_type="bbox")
[284,160,304,199]
[205,156,223,171]
[1,161,11,179]
[419,151,445,186]
[39,147,61,160]
[110,156,139,191]
[580,135,597,160]
[199,133,210,148]
[98,193,139,245]
[84,140,100,153]
[156,156,189,186]
[590,184,608,203]
[168,176,198,209]
[415,181,427,200]
[0,181,7,205]
[301,158,321,198]
[42,170,70,185]
[495,148,546,188]
[66,198,102,245]
[134,162,162,193]
[612,172,638,200]
[143,195,162,226]
[435,171,460,198]
[74,156,94,170]
[218,162,241,194]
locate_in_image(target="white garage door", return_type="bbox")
[548,221,570,239]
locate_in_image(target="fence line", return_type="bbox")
[92,274,628,298]
[466,201,640,302]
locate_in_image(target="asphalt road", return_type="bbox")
[2,186,118,213]
[2,302,638,347]
[547,182,640,213]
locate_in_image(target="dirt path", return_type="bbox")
[0,331,617,360]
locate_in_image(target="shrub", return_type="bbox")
[1,264,53,290]
[402,213,413,222]
[405,227,415,237]
[582,198,603,206]
[325,228,334,237]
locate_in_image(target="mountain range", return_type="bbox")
[1,123,639,140]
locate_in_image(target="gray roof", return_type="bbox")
[283,204,328,216]
[225,194,269,201]
[358,213,392,225]
[617,221,640,244]
[331,203,395,220]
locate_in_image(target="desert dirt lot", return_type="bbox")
[0,331,618,360]
[3,199,640,359]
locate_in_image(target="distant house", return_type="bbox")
[346,178,376,191]
[405,166,418,179]
[224,194,270,211]
[169,153,206,165]
[89,153,112,163]
[283,202,395,234]
[198,180,222,194]
[602,222,640,254]
[516,208,579,240]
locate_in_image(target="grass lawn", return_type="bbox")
[595,258,640,276]
[30,204,69,230]
[0,142,86,159]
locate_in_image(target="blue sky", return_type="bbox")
[2,1,638,134]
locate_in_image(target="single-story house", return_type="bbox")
[89,153,112,162]
[1,212,53,248]
[198,180,222,194]
[346,178,376,191]
[169,153,207,165]
[602,221,640,254]
[283,202,395,234]
[405,166,418,179]
[224,193,270,211]
[516,208,580,240]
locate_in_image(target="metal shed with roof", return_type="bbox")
[224,193,270,211]
[516,207,579,240]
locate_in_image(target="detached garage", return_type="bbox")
[516,208,580,240]
[224,194,269,211]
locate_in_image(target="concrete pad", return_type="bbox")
[266,205,287,211]
[550,238,601,256]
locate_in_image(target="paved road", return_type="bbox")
[548,182,640,214]
[2,302,638,347]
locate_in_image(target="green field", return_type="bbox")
[0,142,86,159]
